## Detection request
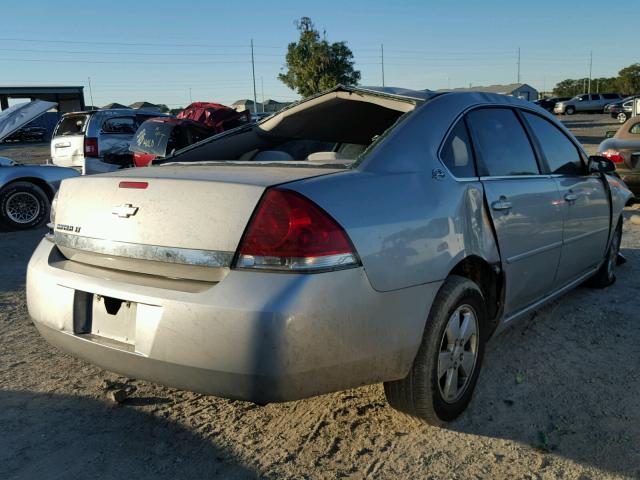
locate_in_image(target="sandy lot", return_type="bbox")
[1,115,639,479]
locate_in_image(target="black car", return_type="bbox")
[534,96,571,112]
[605,95,639,123]
[2,125,47,143]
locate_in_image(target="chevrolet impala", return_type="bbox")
[27,86,632,424]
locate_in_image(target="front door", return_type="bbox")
[521,111,610,287]
[466,108,564,314]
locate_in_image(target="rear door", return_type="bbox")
[51,113,89,168]
[466,108,564,314]
[521,111,610,286]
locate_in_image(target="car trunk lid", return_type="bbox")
[52,164,343,281]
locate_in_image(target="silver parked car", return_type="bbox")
[0,100,80,229]
[50,109,167,175]
[554,93,622,115]
[28,86,632,424]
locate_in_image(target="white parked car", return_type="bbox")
[51,109,167,174]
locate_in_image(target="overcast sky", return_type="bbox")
[1,0,636,108]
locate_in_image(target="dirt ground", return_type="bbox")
[1,115,639,479]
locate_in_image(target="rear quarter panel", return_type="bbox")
[287,93,506,293]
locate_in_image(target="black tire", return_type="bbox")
[384,275,487,425]
[587,219,622,288]
[565,106,575,115]
[617,112,628,123]
[0,181,49,230]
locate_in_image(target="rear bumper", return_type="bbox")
[27,239,439,403]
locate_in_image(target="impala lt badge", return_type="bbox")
[112,204,139,218]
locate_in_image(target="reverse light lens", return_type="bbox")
[601,149,624,164]
[236,189,359,272]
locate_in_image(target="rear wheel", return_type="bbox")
[565,106,575,115]
[0,181,49,230]
[587,219,622,288]
[384,276,487,425]
[617,112,628,123]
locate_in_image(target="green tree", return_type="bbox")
[278,17,360,97]
[617,63,640,95]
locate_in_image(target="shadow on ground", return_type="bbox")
[0,389,257,480]
[0,228,45,293]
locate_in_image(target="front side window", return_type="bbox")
[466,108,539,176]
[440,120,476,177]
[102,117,136,134]
[522,112,584,175]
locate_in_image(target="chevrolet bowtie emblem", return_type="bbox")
[112,204,139,218]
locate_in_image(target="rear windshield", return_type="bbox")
[130,121,180,157]
[54,114,89,136]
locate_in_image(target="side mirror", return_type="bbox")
[588,155,616,174]
[605,130,616,138]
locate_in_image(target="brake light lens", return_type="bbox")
[601,149,624,164]
[235,188,359,272]
[84,137,99,157]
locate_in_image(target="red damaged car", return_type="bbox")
[131,102,250,167]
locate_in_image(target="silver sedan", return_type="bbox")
[27,86,632,424]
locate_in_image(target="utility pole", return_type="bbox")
[588,50,593,93]
[251,39,258,114]
[517,47,521,84]
[381,44,385,87]
[260,76,265,113]
[87,77,94,107]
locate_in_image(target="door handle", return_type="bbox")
[564,193,578,203]
[491,198,512,211]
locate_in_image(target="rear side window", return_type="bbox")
[466,108,539,176]
[522,112,584,175]
[590,94,600,101]
[440,120,476,177]
[102,116,136,134]
[54,114,88,136]
[603,93,620,99]
[630,123,640,134]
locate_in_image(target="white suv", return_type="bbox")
[51,109,166,174]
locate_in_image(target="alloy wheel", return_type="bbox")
[5,191,40,224]
[437,304,479,403]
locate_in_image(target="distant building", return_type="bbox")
[101,102,130,110]
[0,85,85,113]
[129,101,163,112]
[439,83,539,101]
[232,98,294,114]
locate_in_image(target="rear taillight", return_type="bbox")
[601,149,624,164]
[84,137,99,157]
[235,188,359,272]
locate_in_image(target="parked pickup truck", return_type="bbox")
[554,93,622,115]
[28,86,632,426]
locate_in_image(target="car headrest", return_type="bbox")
[252,150,294,161]
[307,151,350,162]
